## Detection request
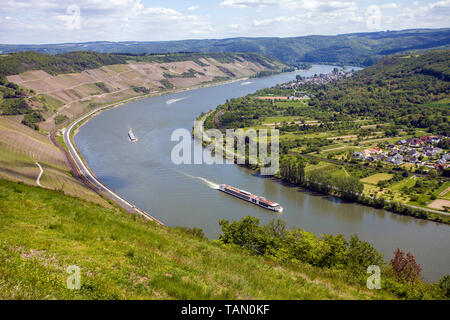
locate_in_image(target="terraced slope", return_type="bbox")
[0,116,105,205]
[3,52,284,131]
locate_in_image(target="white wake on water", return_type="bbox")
[166,97,188,105]
[241,81,252,86]
[180,172,220,189]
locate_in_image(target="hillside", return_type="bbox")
[307,50,450,135]
[1,28,449,66]
[0,116,105,205]
[0,178,393,300]
[0,51,285,131]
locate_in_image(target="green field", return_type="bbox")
[361,173,394,185]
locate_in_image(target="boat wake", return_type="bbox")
[241,81,252,86]
[179,172,220,189]
[166,97,187,105]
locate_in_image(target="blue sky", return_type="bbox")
[1,0,449,44]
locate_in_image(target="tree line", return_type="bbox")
[218,215,450,299]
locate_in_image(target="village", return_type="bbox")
[281,68,355,89]
[353,135,450,170]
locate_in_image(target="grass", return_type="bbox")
[390,176,418,192]
[434,181,450,201]
[361,173,394,185]
[31,94,64,113]
[0,179,394,300]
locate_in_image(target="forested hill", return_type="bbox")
[0,51,282,77]
[308,50,450,135]
[1,28,449,67]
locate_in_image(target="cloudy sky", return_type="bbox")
[1,0,449,44]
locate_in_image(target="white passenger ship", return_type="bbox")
[219,184,283,212]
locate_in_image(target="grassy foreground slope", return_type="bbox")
[0,179,392,300]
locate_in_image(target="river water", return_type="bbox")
[76,65,449,282]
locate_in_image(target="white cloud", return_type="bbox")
[397,0,450,29]
[221,0,358,11]
[220,0,279,8]
[0,0,449,43]
[381,3,399,9]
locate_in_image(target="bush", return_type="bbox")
[22,111,44,130]
[54,114,69,126]
[219,216,382,274]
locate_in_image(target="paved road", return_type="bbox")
[59,99,164,225]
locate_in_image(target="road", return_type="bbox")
[58,98,164,225]
[35,162,43,187]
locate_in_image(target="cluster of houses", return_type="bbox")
[281,70,354,89]
[353,135,449,169]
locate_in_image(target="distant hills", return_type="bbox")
[1,28,450,67]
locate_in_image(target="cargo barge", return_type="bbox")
[219,184,283,213]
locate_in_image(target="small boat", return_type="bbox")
[128,128,138,142]
[219,184,283,213]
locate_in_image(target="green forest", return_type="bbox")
[307,51,450,136]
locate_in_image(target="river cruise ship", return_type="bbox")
[219,184,283,212]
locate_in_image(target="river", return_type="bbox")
[76,65,449,282]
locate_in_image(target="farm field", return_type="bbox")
[361,173,394,185]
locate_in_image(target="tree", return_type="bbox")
[346,235,383,275]
[218,216,272,255]
[390,248,422,284]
